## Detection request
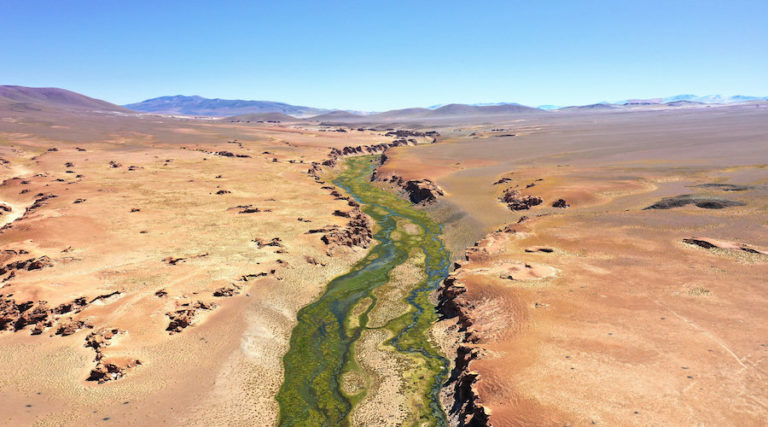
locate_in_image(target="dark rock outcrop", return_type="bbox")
[403,179,444,204]
[0,255,53,275]
[437,274,491,426]
[166,300,216,334]
[213,284,241,297]
[1,294,93,334]
[87,359,142,383]
[319,207,373,253]
[372,174,445,204]
[682,238,765,255]
[307,137,420,180]
[84,327,141,383]
[694,183,753,192]
[253,237,283,249]
[56,318,90,336]
[500,188,543,210]
[645,194,746,210]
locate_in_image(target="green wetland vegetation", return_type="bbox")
[276,156,452,426]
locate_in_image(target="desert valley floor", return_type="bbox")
[1,87,767,426]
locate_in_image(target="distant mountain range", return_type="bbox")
[662,94,768,104]
[306,103,544,123]
[541,94,768,111]
[123,95,329,118]
[124,93,768,119]
[427,102,525,110]
[3,86,766,122]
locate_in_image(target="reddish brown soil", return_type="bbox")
[384,107,768,426]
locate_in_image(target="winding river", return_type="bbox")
[276,156,451,426]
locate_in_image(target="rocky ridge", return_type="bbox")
[305,129,444,253]
[436,226,521,426]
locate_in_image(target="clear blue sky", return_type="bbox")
[1,0,766,110]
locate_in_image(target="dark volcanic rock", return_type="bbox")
[682,238,719,249]
[56,318,89,336]
[403,179,444,204]
[87,360,142,384]
[213,285,241,297]
[0,255,53,275]
[694,183,753,192]
[644,194,746,210]
[166,301,216,334]
[319,208,373,253]
[500,189,543,211]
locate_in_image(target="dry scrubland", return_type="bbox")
[0,104,400,425]
[376,106,768,425]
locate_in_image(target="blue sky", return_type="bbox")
[1,0,766,110]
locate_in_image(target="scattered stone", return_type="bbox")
[163,257,185,265]
[239,206,269,214]
[253,237,282,248]
[213,285,241,297]
[525,247,554,253]
[304,255,325,266]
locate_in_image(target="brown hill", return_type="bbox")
[429,103,542,116]
[308,110,366,121]
[225,112,301,122]
[368,108,433,121]
[329,104,544,124]
[0,85,130,113]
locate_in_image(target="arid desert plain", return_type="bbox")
[1,86,767,426]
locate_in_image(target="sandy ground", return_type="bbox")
[0,106,402,425]
[380,106,768,425]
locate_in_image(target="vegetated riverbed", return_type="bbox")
[276,156,452,426]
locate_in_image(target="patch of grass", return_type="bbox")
[688,287,711,296]
[276,156,451,426]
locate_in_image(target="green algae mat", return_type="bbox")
[276,156,451,426]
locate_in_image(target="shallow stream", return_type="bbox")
[276,156,451,426]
